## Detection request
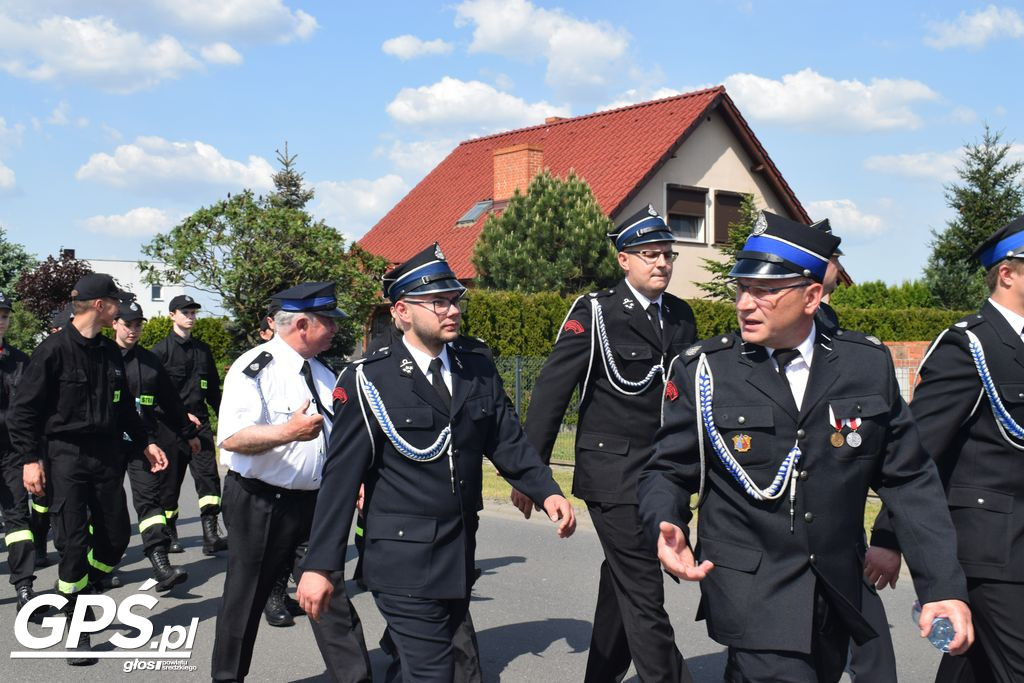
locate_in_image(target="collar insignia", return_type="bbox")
[622,297,635,310]
[400,358,414,376]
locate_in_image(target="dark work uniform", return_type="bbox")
[872,302,1024,682]
[1,341,34,587]
[304,338,564,682]
[524,280,696,683]
[638,328,968,682]
[120,344,198,553]
[7,323,152,594]
[151,332,222,519]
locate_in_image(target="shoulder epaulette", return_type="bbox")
[242,351,273,378]
[362,345,392,364]
[681,333,736,362]
[949,313,985,332]
[588,288,616,299]
[452,335,492,357]
[831,328,886,349]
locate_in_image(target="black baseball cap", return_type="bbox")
[70,273,129,301]
[116,299,145,323]
[168,294,201,312]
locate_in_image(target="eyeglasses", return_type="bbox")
[406,292,467,315]
[730,279,812,301]
[624,249,679,265]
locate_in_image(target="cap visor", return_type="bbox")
[316,308,348,319]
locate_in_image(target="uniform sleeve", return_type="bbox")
[6,345,57,465]
[215,360,266,447]
[485,365,562,506]
[869,348,967,604]
[523,298,593,462]
[156,362,199,439]
[116,361,153,445]
[204,345,222,413]
[637,358,700,549]
[303,367,372,571]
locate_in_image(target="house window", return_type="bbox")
[666,185,707,242]
[151,284,163,301]
[456,200,493,226]
[714,191,745,245]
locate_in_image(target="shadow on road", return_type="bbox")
[477,617,590,680]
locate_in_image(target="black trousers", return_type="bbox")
[160,425,221,517]
[48,437,130,593]
[846,577,897,682]
[305,570,372,683]
[935,578,1024,683]
[374,591,474,683]
[724,583,849,683]
[212,472,369,682]
[585,501,691,683]
[124,445,171,553]
[1,447,35,586]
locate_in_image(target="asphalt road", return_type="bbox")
[2,479,946,682]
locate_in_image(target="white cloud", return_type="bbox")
[382,35,453,60]
[0,116,25,153]
[200,42,243,65]
[387,76,569,131]
[312,175,410,240]
[0,160,15,190]
[946,106,977,124]
[75,136,275,192]
[599,87,684,111]
[454,0,630,98]
[864,144,1024,183]
[148,0,317,43]
[81,206,181,237]
[924,5,1024,50]
[0,13,201,93]
[807,199,885,236]
[722,68,940,131]
[380,138,460,177]
[46,100,88,127]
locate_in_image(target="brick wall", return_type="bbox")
[885,340,931,402]
[493,143,544,202]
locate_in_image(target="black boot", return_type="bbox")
[90,572,122,593]
[166,517,184,553]
[201,513,228,555]
[65,600,97,666]
[16,582,47,624]
[147,547,188,592]
[263,578,294,627]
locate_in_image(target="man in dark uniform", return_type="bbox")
[151,294,226,554]
[638,212,973,682]
[112,299,197,590]
[212,282,371,683]
[516,205,696,682]
[0,290,39,615]
[298,244,576,682]
[8,273,168,664]
[868,216,1024,682]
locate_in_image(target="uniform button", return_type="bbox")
[804,512,814,523]
[598,442,604,448]
[398,530,404,537]
[855,404,862,412]
[809,554,817,564]
[1019,393,1024,398]
[796,429,805,438]
[737,416,746,425]
[275,493,281,499]
[405,418,411,423]
[978,498,985,505]
[630,351,636,357]
[459,479,465,487]
[799,470,808,480]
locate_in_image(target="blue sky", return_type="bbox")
[1,1,1022,285]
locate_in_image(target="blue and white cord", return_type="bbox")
[966,329,1024,450]
[357,366,451,461]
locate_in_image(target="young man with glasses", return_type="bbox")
[638,211,973,682]
[517,205,697,683]
[298,243,575,681]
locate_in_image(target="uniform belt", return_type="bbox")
[228,470,317,498]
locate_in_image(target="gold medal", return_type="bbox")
[830,432,845,448]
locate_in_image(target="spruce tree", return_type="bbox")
[924,125,1024,309]
[695,193,759,301]
[269,142,315,210]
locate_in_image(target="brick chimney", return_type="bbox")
[493,143,544,202]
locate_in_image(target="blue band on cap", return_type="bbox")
[390,261,454,297]
[615,216,667,250]
[978,231,1024,269]
[743,235,828,280]
[278,296,337,312]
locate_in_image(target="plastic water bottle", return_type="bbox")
[911,600,955,652]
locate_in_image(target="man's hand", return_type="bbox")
[542,495,576,538]
[356,484,365,513]
[144,444,168,472]
[23,461,45,496]
[657,522,714,581]
[288,399,324,442]
[864,546,902,589]
[510,488,537,519]
[919,599,973,655]
[297,570,333,622]
[187,413,202,427]
[188,437,201,455]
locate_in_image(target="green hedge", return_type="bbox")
[103,315,234,376]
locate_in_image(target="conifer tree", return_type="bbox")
[695,193,759,301]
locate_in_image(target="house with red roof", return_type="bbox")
[360,86,813,325]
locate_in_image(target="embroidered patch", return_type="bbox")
[563,320,585,335]
[752,212,768,235]
[684,344,701,357]
[665,380,679,401]
[865,335,881,345]
[732,434,752,452]
[622,298,635,310]
[333,387,348,404]
[434,243,445,260]
[400,358,414,375]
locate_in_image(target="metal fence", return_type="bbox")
[494,356,578,464]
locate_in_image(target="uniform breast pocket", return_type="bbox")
[364,514,437,590]
[465,396,494,422]
[828,394,888,459]
[266,398,301,424]
[57,368,89,419]
[713,405,776,469]
[948,486,1013,567]
[998,383,1024,425]
[614,344,653,363]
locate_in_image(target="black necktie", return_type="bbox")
[428,357,451,410]
[773,348,801,393]
[300,361,332,420]
[646,302,662,344]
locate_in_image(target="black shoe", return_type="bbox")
[91,574,122,593]
[263,581,294,627]
[201,514,228,555]
[284,592,304,616]
[67,633,97,666]
[147,548,188,592]
[16,583,48,624]
[167,518,184,554]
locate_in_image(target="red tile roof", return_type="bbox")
[359,86,807,278]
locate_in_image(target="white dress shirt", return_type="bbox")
[217,334,336,490]
[402,337,453,394]
[989,297,1024,341]
[624,278,664,326]
[767,323,817,410]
